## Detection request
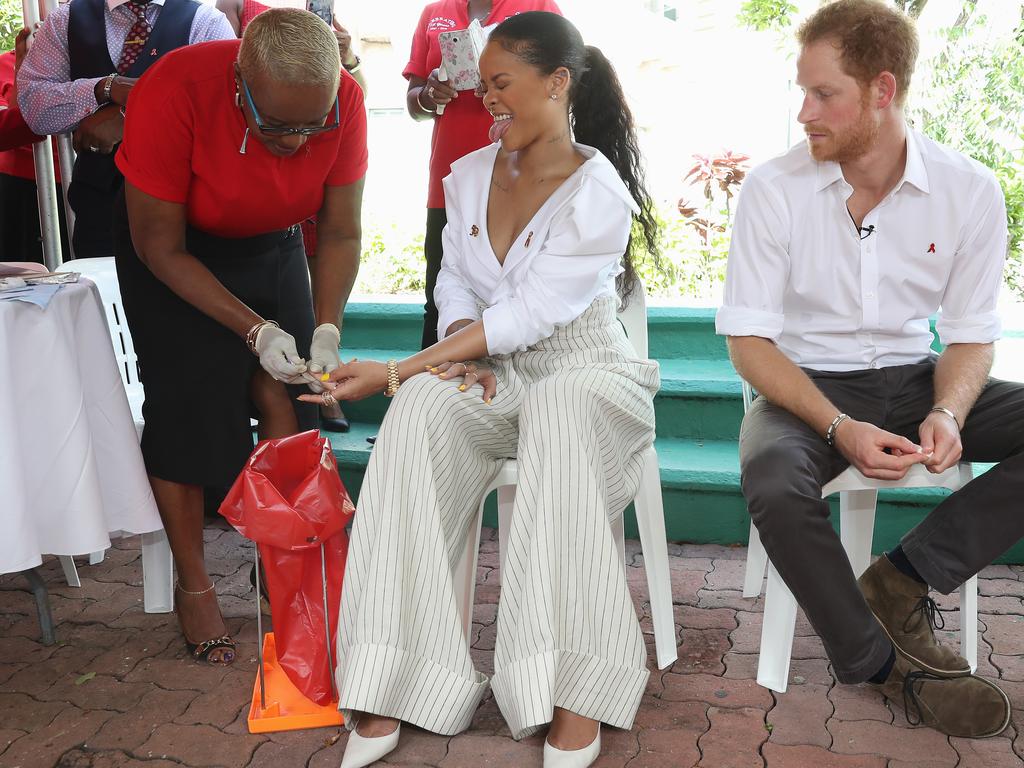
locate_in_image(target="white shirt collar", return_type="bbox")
[814,124,930,195]
[107,0,165,11]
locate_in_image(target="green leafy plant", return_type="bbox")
[0,0,23,53]
[352,222,426,296]
[737,0,798,33]
[913,13,1024,296]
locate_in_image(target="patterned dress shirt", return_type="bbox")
[17,0,235,135]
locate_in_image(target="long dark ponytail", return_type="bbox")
[489,12,660,302]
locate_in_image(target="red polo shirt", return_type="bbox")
[404,0,561,208]
[116,39,367,238]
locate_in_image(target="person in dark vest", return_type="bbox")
[16,0,234,259]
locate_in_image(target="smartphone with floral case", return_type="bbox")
[437,19,495,92]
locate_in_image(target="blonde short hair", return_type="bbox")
[238,8,340,91]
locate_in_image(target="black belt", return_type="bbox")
[185,223,301,260]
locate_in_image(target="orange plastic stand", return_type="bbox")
[247,632,345,734]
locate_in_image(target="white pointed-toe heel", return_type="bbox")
[543,729,601,768]
[339,723,401,768]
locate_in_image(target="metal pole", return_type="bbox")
[55,134,76,258]
[320,543,338,700]
[254,544,267,710]
[40,0,73,256]
[23,0,63,270]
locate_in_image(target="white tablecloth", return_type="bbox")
[0,280,162,574]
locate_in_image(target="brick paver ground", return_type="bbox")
[2,521,1023,768]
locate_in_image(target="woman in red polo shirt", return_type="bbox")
[405,0,560,349]
[216,0,365,433]
[114,8,367,664]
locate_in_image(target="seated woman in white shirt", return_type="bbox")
[301,12,662,768]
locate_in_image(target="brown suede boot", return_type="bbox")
[872,655,1010,738]
[858,556,971,677]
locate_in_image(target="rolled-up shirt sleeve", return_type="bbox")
[435,207,482,339]
[715,172,790,340]
[17,5,102,136]
[935,170,1006,345]
[481,179,630,355]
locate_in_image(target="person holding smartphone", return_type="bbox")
[405,0,561,350]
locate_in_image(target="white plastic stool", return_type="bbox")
[57,258,174,613]
[739,382,979,692]
[451,279,678,670]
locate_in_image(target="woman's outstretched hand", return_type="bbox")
[298,360,387,403]
[429,361,497,403]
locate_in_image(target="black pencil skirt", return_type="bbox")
[113,192,318,488]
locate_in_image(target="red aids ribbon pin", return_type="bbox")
[928,243,936,253]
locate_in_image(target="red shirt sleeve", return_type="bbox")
[402,4,433,81]
[115,63,195,204]
[325,74,368,187]
[0,107,44,152]
[0,51,43,151]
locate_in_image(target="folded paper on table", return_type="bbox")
[0,283,63,309]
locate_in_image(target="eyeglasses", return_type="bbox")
[240,77,340,137]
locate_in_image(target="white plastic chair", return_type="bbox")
[453,282,679,671]
[56,257,174,613]
[739,381,978,692]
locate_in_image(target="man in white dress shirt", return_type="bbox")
[718,0,1019,737]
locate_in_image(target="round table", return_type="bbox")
[0,279,162,575]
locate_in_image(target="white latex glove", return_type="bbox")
[254,324,308,383]
[307,323,341,393]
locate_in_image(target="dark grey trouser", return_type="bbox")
[740,359,1024,683]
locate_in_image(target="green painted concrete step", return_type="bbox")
[341,304,728,360]
[325,424,1023,563]
[338,348,746,440]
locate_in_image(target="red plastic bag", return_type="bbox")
[220,430,355,705]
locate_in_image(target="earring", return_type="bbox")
[550,93,558,101]
[239,127,249,155]
[234,90,242,108]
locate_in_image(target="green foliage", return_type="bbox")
[353,222,427,296]
[737,0,798,33]
[913,14,1024,297]
[0,0,22,53]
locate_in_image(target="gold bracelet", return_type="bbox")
[245,319,279,355]
[384,359,401,397]
[415,88,436,115]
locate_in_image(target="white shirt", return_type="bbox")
[715,128,1008,371]
[435,142,639,356]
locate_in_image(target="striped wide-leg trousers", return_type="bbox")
[335,298,660,739]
